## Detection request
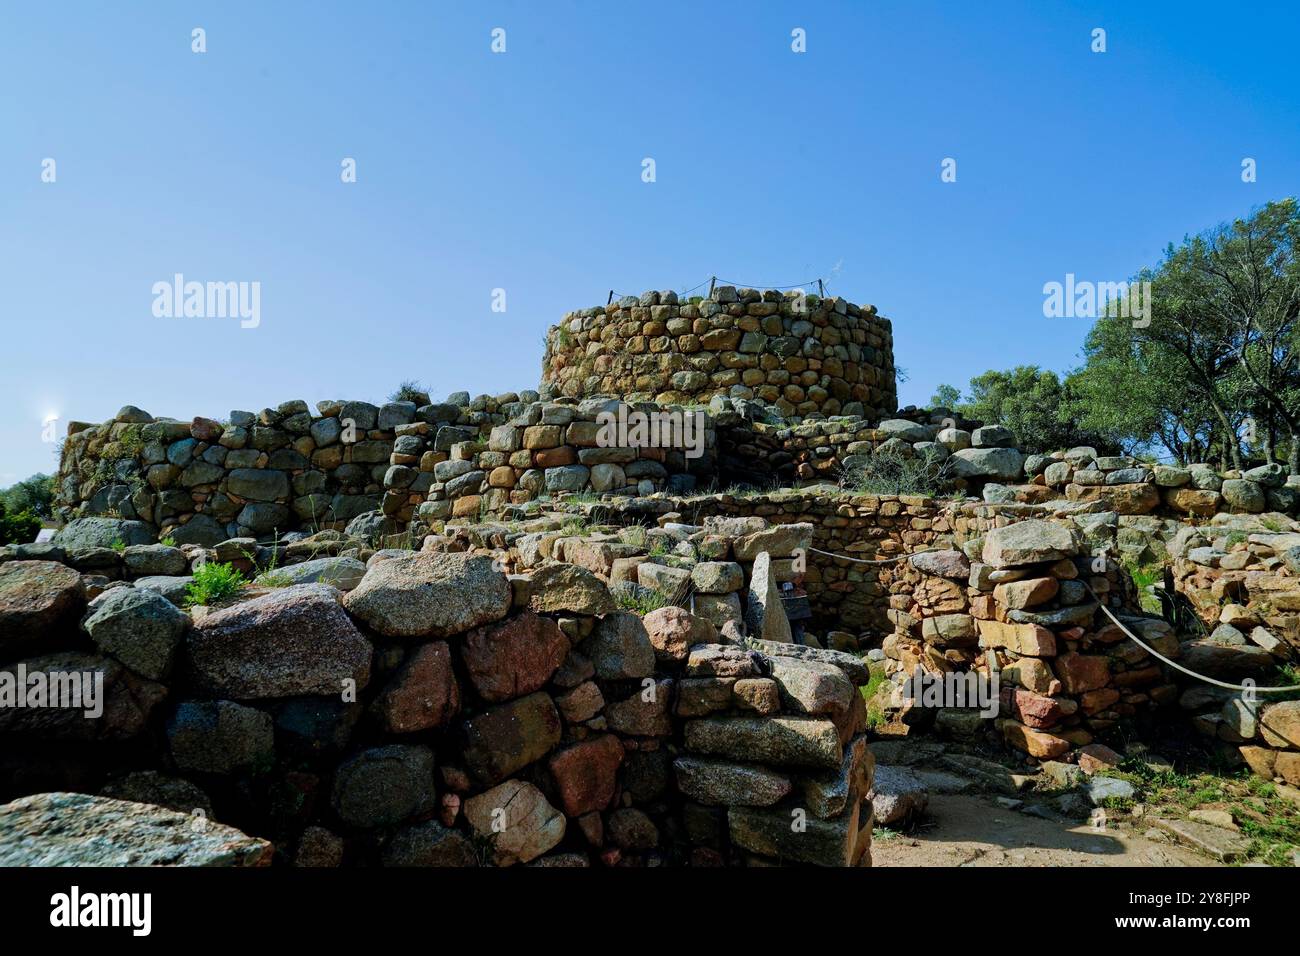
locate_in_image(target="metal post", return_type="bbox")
[708,276,717,298]
[607,290,614,305]
[818,278,825,298]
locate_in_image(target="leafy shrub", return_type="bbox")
[0,502,41,546]
[185,561,248,606]
[841,445,952,497]
[0,473,56,519]
[1124,561,1164,614]
[388,380,431,405]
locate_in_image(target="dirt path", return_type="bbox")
[871,793,1220,867]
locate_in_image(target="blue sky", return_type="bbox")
[3,0,1298,483]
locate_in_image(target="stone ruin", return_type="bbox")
[541,287,897,417]
[3,284,1298,866]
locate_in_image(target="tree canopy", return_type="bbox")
[933,199,1300,471]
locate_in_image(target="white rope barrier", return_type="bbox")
[1083,583,1297,694]
[805,546,908,565]
[802,543,1298,694]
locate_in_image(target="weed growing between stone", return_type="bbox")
[841,445,951,497]
[185,561,248,607]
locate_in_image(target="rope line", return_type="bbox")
[803,542,1297,694]
[716,276,823,291]
[1084,583,1297,694]
[805,545,909,565]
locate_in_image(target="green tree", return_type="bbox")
[1070,198,1300,470]
[959,366,1111,454]
[1193,198,1300,472]
[929,384,962,409]
[0,474,55,519]
[0,501,42,546]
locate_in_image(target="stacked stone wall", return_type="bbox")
[0,526,874,867]
[541,287,897,418]
[1167,520,1300,786]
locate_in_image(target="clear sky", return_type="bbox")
[3,1,1298,483]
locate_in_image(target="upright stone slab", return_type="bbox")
[745,551,792,643]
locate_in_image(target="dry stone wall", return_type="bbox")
[542,287,897,419]
[0,523,874,867]
[450,501,1190,768]
[875,518,1177,762]
[1167,519,1300,786]
[404,398,717,527]
[55,393,551,543]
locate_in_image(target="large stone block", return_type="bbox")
[343,552,511,639]
[462,691,562,784]
[0,793,271,866]
[464,780,565,866]
[187,584,372,698]
[673,756,791,807]
[981,519,1076,568]
[547,734,624,816]
[329,744,437,828]
[460,612,568,703]
[684,716,842,770]
[370,641,461,733]
[728,799,862,866]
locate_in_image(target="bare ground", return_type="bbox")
[871,792,1221,867]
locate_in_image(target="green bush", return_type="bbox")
[185,561,248,606]
[842,445,951,497]
[0,473,56,519]
[0,502,41,546]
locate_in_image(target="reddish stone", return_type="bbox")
[1091,624,1126,644]
[643,606,714,665]
[439,792,460,827]
[1109,665,1162,688]
[372,641,460,733]
[577,811,604,846]
[191,417,224,441]
[1079,688,1121,715]
[1078,743,1123,774]
[999,686,1064,729]
[460,611,568,703]
[548,734,624,817]
[439,765,472,792]
[1053,652,1110,694]
[533,446,577,468]
[998,719,1070,758]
